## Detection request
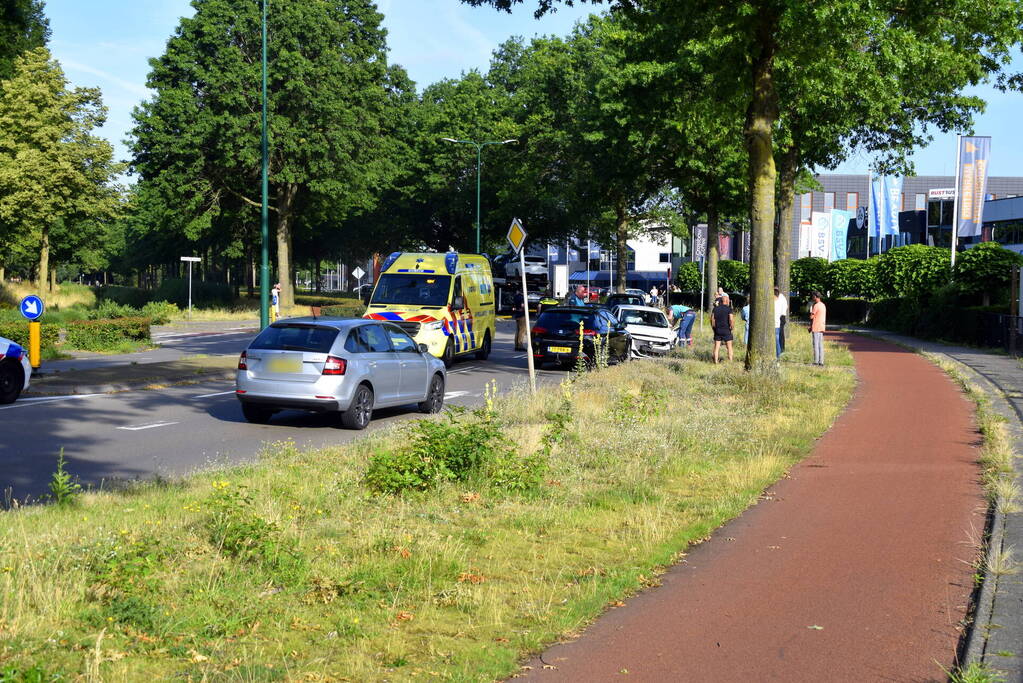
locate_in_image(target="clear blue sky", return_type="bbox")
[44,0,1022,178]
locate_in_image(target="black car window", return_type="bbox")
[357,324,392,352]
[250,324,339,353]
[344,328,370,353]
[536,310,595,329]
[384,324,418,353]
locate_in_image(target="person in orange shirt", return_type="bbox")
[808,291,827,366]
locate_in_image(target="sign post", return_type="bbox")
[352,266,366,298]
[180,256,201,319]
[20,295,44,369]
[507,218,535,393]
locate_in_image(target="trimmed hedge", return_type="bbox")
[64,317,152,351]
[867,297,1009,346]
[153,278,233,308]
[0,321,60,348]
[94,285,152,308]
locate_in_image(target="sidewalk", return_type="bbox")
[520,332,989,681]
[855,330,1023,683]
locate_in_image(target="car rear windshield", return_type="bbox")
[608,295,643,305]
[249,324,339,353]
[370,273,452,307]
[620,309,668,327]
[536,311,595,328]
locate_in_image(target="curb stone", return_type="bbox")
[849,328,1023,681]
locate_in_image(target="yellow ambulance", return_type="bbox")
[363,252,497,367]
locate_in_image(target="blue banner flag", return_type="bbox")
[830,209,853,261]
[870,175,902,239]
[956,136,991,237]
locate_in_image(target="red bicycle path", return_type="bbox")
[519,332,985,682]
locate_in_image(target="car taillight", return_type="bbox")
[531,326,547,335]
[322,355,347,376]
[237,350,247,370]
[582,329,598,336]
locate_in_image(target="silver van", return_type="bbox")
[235,318,447,429]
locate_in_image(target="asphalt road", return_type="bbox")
[2,320,561,503]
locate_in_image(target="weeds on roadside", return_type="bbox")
[48,449,81,506]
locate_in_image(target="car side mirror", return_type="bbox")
[452,295,464,310]
[418,343,429,354]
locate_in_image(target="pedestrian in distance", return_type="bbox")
[808,291,827,366]
[649,285,659,307]
[566,284,587,306]
[775,286,788,356]
[513,284,528,351]
[711,295,734,363]
[271,282,282,321]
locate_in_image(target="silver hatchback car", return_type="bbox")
[235,318,447,429]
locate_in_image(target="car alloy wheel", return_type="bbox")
[341,384,373,430]
[419,374,445,413]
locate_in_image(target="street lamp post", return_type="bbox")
[180,256,201,319]
[259,0,270,330]
[441,138,517,253]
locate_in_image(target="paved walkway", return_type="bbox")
[521,332,987,681]
[858,331,1023,683]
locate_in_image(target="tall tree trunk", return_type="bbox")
[775,145,799,296]
[744,11,779,373]
[614,197,629,293]
[37,225,49,290]
[315,259,321,294]
[49,266,56,292]
[0,266,6,283]
[275,182,299,308]
[706,205,720,310]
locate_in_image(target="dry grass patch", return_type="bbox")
[0,331,854,681]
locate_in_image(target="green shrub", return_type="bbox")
[94,285,152,308]
[87,301,140,320]
[791,257,829,296]
[675,262,701,292]
[823,298,869,325]
[140,300,179,324]
[874,245,950,299]
[364,408,513,494]
[153,278,233,308]
[826,258,879,299]
[717,259,750,293]
[954,241,1023,304]
[64,317,151,351]
[0,321,59,348]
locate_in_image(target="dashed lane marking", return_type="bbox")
[0,394,105,410]
[193,390,236,399]
[444,391,471,400]
[117,421,180,431]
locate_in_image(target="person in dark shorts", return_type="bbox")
[711,294,734,363]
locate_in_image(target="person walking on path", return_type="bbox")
[513,285,527,351]
[776,287,788,353]
[809,291,827,365]
[520,333,983,681]
[711,295,734,363]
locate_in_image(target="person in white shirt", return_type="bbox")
[649,285,659,307]
[774,287,788,357]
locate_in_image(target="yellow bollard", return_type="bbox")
[28,321,41,369]
[269,304,277,324]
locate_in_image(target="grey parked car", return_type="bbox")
[235,318,447,429]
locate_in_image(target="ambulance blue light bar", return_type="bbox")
[381,252,401,272]
[445,253,458,274]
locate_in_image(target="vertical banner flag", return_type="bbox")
[798,223,811,257]
[694,224,708,261]
[830,209,853,261]
[870,175,902,241]
[810,212,833,260]
[547,244,559,260]
[956,136,991,237]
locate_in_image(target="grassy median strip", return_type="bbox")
[0,333,853,681]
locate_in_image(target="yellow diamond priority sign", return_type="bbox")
[506,218,527,253]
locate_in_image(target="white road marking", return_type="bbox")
[0,394,105,410]
[117,421,180,431]
[444,391,471,399]
[193,390,235,399]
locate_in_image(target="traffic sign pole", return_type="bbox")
[507,218,535,394]
[29,322,40,369]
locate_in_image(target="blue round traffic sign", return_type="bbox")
[20,295,44,321]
